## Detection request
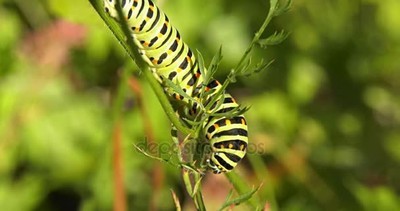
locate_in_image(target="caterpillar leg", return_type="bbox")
[207,157,222,174]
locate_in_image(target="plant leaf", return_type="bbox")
[258,30,289,48]
[164,78,197,103]
[218,185,262,211]
[273,0,292,17]
[207,46,223,81]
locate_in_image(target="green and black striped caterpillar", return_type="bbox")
[104,0,248,174]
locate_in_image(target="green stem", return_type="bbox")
[112,70,130,121]
[143,70,193,135]
[247,154,278,211]
[204,0,279,115]
[233,0,277,72]
[193,173,206,211]
[226,171,261,209]
[183,171,206,211]
[14,0,50,29]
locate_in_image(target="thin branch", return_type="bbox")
[128,77,164,211]
[111,68,130,211]
[112,120,126,211]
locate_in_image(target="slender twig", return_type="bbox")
[205,0,284,112]
[128,77,164,211]
[170,189,182,211]
[111,68,131,211]
[225,172,261,209]
[193,173,205,211]
[14,0,50,29]
[247,154,278,210]
[233,0,279,72]
[183,170,206,211]
[112,120,126,211]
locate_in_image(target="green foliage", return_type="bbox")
[1,0,400,210]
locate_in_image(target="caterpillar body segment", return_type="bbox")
[204,92,248,173]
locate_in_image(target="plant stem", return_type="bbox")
[233,0,277,73]
[183,170,206,211]
[193,173,206,211]
[111,62,131,211]
[204,1,279,116]
[226,171,261,209]
[247,154,278,211]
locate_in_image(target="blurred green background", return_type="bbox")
[1,0,400,210]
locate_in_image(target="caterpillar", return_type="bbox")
[103,0,248,174]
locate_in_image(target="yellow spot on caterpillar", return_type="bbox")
[241,118,245,125]
[186,56,192,63]
[240,144,245,151]
[172,93,183,100]
[228,143,234,149]
[225,119,231,125]
[214,124,219,129]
